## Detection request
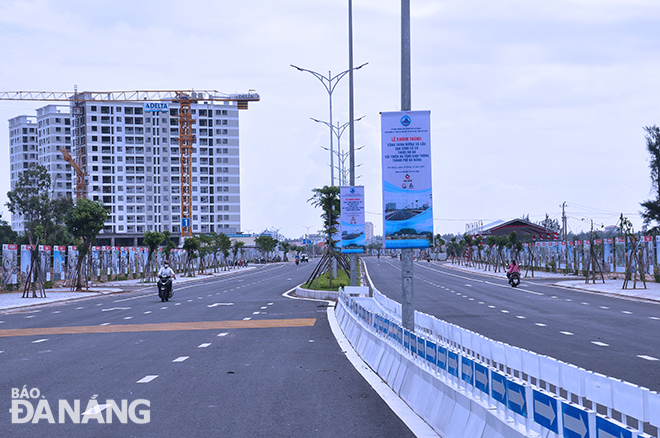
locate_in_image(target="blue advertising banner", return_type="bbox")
[340,186,365,253]
[381,110,433,249]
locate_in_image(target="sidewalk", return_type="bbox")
[438,261,660,303]
[0,266,256,311]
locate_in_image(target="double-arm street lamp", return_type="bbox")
[312,116,365,186]
[290,62,368,186]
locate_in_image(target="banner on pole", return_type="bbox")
[381,110,433,248]
[340,186,366,253]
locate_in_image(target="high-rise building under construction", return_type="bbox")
[8,99,242,245]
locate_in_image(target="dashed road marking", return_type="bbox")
[198,343,211,348]
[173,356,189,362]
[137,375,158,383]
[622,311,633,315]
[600,306,610,310]
[501,310,509,314]
[517,316,526,319]
[535,323,546,327]
[32,339,48,343]
[592,341,609,347]
[243,317,251,321]
[124,317,133,320]
[217,332,229,337]
[252,311,260,315]
[638,355,659,361]
[560,331,574,336]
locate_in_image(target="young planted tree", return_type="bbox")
[641,125,660,233]
[232,240,245,265]
[216,233,232,270]
[64,199,108,291]
[306,186,350,289]
[6,164,61,297]
[255,234,278,262]
[182,236,200,277]
[143,230,165,282]
[279,241,291,262]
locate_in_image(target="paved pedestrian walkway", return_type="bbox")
[0,267,255,311]
[439,261,660,303]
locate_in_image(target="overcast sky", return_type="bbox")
[1,0,660,239]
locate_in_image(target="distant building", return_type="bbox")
[365,221,374,242]
[8,99,243,245]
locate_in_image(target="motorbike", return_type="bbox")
[157,275,172,302]
[507,271,521,288]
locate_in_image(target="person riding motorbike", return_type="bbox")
[157,260,176,298]
[506,260,521,279]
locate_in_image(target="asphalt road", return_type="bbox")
[0,262,415,437]
[365,257,660,392]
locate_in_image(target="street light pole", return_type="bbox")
[313,116,364,186]
[291,62,367,187]
[400,0,415,331]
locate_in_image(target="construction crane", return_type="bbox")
[59,146,86,199]
[0,89,260,237]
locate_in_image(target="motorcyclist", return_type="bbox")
[157,260,176,297]
[506,260,520,279]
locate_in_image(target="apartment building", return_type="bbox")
[8,99,242,245]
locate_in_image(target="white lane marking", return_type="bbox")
[75,307,84,310]
[100,323,111,326]
[261,306,267,309]
[160,307,168,310]
[268,303,274,305]
[560,331,574,336]
[124,317,133,320]
[581,302,589,305]
[173,356,189,362]
[137,375,158,383]
[102,307,131,312]
[144,311,152,314]
[638,355,659,361]
[650,317,660,320]
[25,315,36,319]
[187,299,193,302]
[600,306,610,310]
[252,311,260,315]
[52,311,61,314]
[465,284,472,287]
[565,299,572,302]
[501,310,510,314]
[535,323,547,327]
[478,302,485,305]
[468,298,474,301]
[488,305,496,309]
[175,303,181,306]
[243,317,251,321]
[0,321,4,324]
[32,339,48,343]
[207,303,234,308]
[217,332,229,337]
[517,316,526,319]
[592,341,609,347]
[622,311,633,315]
[198,343,211,348]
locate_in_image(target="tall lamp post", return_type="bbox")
[291,63,367,187]
[313,116,364,186]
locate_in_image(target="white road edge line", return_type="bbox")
[326,302,438,438]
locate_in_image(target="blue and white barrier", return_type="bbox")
[336,282,659,438]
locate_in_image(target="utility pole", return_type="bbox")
[400,0,414,331]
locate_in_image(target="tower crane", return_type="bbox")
[0,89,260,237]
